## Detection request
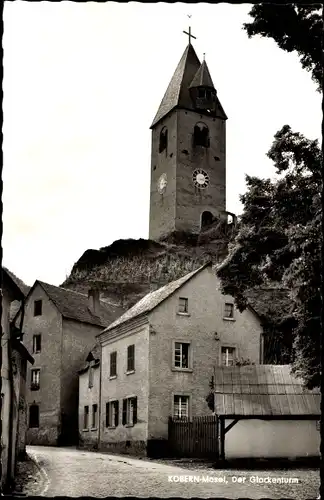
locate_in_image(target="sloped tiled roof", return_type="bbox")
[102,262,212,334]
[79,342,101,374]
[151,43,201,127]
[3,268,30,296]
[214,365,320,417]
[37,281,123,328]
[189,60,215,89]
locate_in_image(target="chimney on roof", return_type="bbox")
[88,289,100,313]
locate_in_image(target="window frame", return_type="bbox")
[221,346,236,367]
[178,297,189,315]
[32,334,41,354]
[110,351,117,378]
[34,300,42,317]
[83,405,89,430]
[122,396,137,427]
[106,400,119,428]
[31,368,40,391]
[126,344,135,373]
[172,340,192,372]
[172,394,190,419]
[91,403,98,430]
[223,302,235,320]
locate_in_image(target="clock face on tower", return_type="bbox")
[157,173,167,194]
[192,169,210,189]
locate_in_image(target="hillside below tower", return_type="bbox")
[149,37,229,241]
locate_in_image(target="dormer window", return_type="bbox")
[159,127,168,153]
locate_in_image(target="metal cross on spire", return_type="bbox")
[183,16,196,45]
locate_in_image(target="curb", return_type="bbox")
[23,452,50,496]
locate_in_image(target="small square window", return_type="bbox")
[31,369,40,390]
[34,300,42,317]
[221,347,236,366]
[174,342,190,369]
[110,351,117,377]
[178,297,188,314]
[224,303,234,319]
[33,334,41,354]
[174,395,189,419]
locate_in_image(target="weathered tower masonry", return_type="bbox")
[149,35,229,241]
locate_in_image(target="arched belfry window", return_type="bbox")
[193,122,210,148]
[159,127,168,153]
[201,211,214,229]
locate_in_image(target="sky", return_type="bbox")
[3,2,321,287]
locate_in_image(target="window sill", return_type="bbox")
[177,312,190,317]
[223,317,236,322]
[172,367,193,373]
[82,429,89,432]
[125,424,134,428]
[30,387,40,391]
[126,370,135,376]
[109,375,117,380]
[90,428,98,432]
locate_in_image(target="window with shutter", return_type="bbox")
[127,345,135,372]
[84,406,89,429]
[114,400,119,427]
[105,402,110,427]
[106,400,119,427]
[122,399,127,425]
[92,404,98,428]
[132,397,137,424]
[122,397,138,426]
[110,351,117,377]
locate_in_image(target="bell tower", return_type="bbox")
[149,29,227,241]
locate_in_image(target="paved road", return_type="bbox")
[27,446,320,499]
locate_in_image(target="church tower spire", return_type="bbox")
[149,33,228,241]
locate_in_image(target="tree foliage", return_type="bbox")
[217,125,322,389]
[243,4,323,90]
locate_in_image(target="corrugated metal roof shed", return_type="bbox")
[214,365,320,417]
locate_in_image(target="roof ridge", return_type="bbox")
[37,280,112,305]
[101,261,212,334]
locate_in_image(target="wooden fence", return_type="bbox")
[168,415,219,458]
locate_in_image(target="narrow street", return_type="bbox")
[25,446,319,499]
